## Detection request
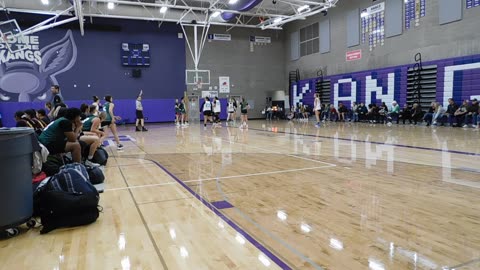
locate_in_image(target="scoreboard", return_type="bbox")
[121,43,150,67]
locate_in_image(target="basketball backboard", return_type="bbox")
[186,69,210,85]
[0,19,24,53]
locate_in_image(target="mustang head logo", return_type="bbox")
[0,30,77,102]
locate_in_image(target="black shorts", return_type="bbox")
[203,111,212,116]
[241,110,248,115]
[45,141,67,155]
[136,110,144,119]
[101,120,112,127]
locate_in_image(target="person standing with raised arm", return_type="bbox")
[135,90,148,132]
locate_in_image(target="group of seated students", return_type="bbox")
[13,85,112,167]
[303,98,479,128]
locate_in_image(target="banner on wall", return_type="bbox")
[219,76,230,93]
[207,34,231,41]
[249,36,271,43]
[201,91,218,98]
[346,50,362,61]
[361,2,385,51]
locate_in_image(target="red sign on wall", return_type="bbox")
[346,50,362,61]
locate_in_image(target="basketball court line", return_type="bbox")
[104,165,334,191]
[211,162,325,270]
[146,159,293,270]
[248,127,480,157]
[201,133,338,167]
[444,258,480,270]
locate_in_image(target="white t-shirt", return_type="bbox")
[314,98,321,111]
[228,102,235,112]
[92,102,100,116]
[203,101,212,112]
[136,100,143,111]
[214,100,221,113]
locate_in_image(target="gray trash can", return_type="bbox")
[0,127,35,231]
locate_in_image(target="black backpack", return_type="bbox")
[92,147,109,166]
[34,163,101,234]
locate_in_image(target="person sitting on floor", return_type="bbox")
[463,98,479,128]
[454,100,469,127]
[358,103,368,122]
[38,108,83,163]
[432,102,446,126]
[398,104,412,124]
[423,102,436,126]
[351,102,359,122]
[338,102,348,122]
[445,98,458,127]
[329,104,338,122]
[388,101,400,123]
[411,103,423,125]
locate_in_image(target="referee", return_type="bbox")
[135,90,148,132]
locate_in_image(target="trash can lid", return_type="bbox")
[0,127,34,139]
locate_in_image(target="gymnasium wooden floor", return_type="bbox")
[1,120,480,270]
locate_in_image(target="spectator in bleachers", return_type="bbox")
[423,102,436,126]
[454,100,468,127]
[38,108,83,163]
[398,103,412,124]
[352,102,359,122]
[50,85,64,109]
[463,98,479,128]
[432,102,446,126]
[446,98,458,127]
[338,102,348,122]
[37,109,50,125]
[411,103,423,125]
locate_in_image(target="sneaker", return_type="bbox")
[135,126,141,132]
[315,123,320,128]
[142,127,148,132]
[463,124,469,128]
[85,159,101,167]
[117,144,124,150]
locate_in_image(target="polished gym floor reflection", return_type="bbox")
[1,120,480,270]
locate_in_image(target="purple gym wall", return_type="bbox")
[291,54,480,108]
[0,15,185,127]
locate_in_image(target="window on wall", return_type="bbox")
[300,22,319,57]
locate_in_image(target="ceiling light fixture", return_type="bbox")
[41,0,49,5]
[160,6,168,13]
[273,17,283,23]
[229,0,238,4]
[297,5,310,12]
[107,2,114,10]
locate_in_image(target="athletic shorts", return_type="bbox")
[228,111,235,113]
[241,110,248,115]
[101,120,112,127]
[44,140,67,155]
[203,110,212,116]
[136,110,144,119]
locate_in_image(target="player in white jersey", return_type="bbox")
[226,98,237,126]
[314,93,321,127]
[213,97,222,128]
[201,97,213,129]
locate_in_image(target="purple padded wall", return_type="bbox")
[291,54,480,109]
